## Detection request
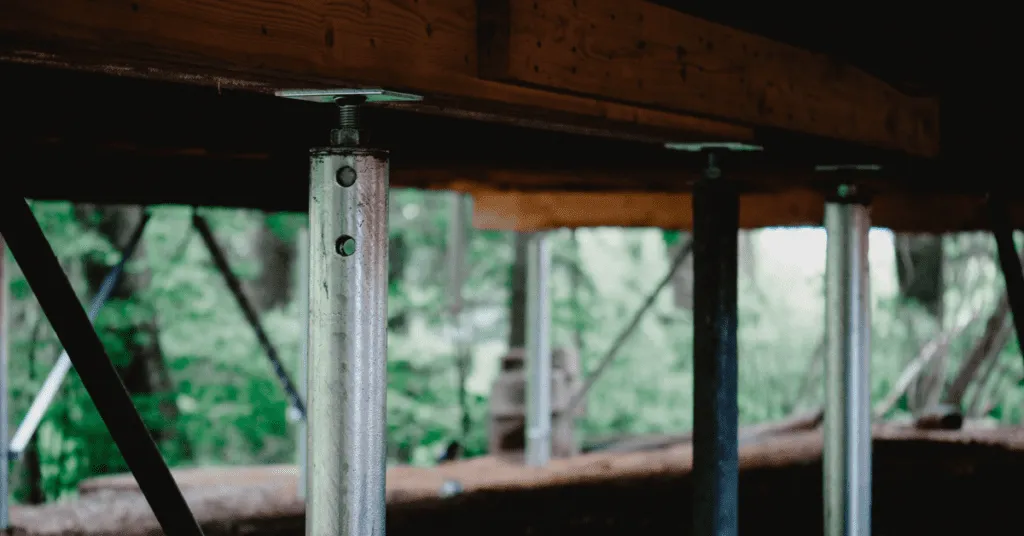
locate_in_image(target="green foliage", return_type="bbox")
[4,199,1023,505]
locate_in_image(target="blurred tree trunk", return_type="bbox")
[388,232,409,333]
[896,235,945,317]
[569,230,585,353]
[247,220,294,312]
[509,233,529,348]
[895,234,945,411]
[77,205,192,469]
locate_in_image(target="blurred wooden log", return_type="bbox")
[914,404,964,430]
[12,426,1024,536]
[585,408,823,453]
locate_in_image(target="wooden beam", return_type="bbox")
[478,0,939,156]
[3,63,828,207]
[0,0,750,145]
[471,190,1024,233]
[7,133,1019,233]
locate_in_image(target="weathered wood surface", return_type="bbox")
[0,0,934,155]
[478,0,938,155]
[8,425,1024,535]
[471,189,1024,232]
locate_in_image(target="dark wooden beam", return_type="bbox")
[477,0,939,156]
[0,63,1009,232]
[0,0,940,155]
[0,0,750,146]
[0,64,867,205]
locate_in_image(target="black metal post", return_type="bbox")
[192,213,306,419]
[989,195,1024,367]
[692,152,740,536]
[0,196,204,536]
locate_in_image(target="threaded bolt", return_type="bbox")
[704,152,722,179]
[333,96,367,130]
[338,105,359,129]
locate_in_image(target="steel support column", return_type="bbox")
[525,231,552,467]
[306,97,390,536]
[823,197,872,536]
[692,153,739,536]
[296,225,309,501]
[0,238,9,530]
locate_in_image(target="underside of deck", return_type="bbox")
[0,1,1020,231]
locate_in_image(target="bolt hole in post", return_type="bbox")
[336,235,357,257]
[336,166,358,187]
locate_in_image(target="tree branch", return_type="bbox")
[944,295,1012,407]
[875,308,984,419]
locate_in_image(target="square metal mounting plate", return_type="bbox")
[276,88,423,103]
[814,164,882,172]
[664,141,763,152]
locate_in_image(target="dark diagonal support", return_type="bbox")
[692,152,740,536]
[989,195,1024,368]
[9,211,150,459]
[0,195,204,536]
[192,213,306,419]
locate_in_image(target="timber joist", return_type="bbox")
[0,1,995,232]
[0,0,934,154]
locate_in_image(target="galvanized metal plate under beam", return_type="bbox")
[276,88,423,104]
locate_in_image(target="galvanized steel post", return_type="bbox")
[525,232,553,466]
[296,225,309,501]
[280,88,419,536]
[823,195,872,536]
[0,238,9,530]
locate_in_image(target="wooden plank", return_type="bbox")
[477,0,940,156]
[471,190,822,230]
[0,0,750,145]
[471,189,1024,233]
[13,428,1024,536]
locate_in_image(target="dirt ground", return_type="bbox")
[9,425,1024,535]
